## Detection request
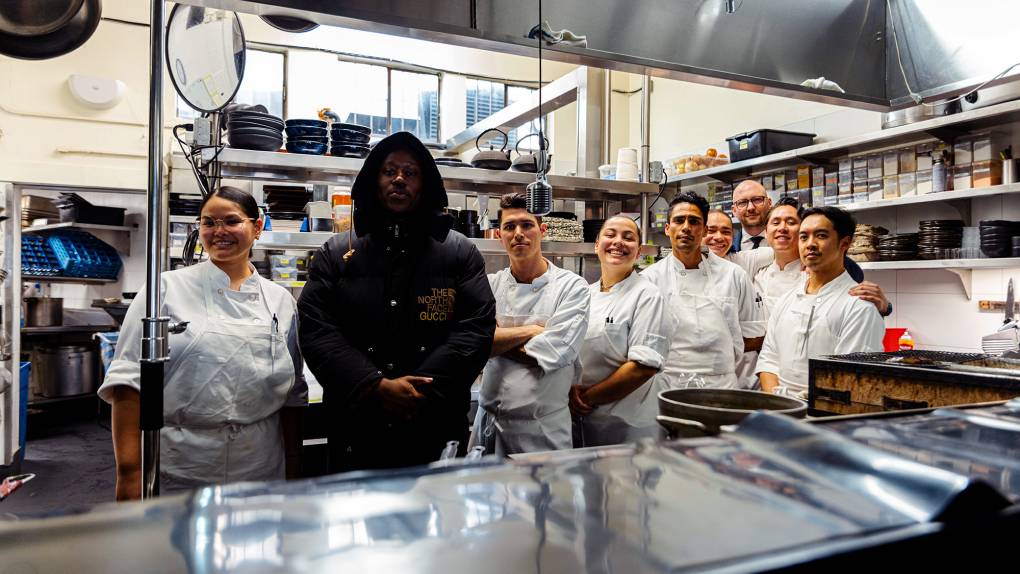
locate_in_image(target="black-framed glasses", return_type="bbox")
[734,197,767,210]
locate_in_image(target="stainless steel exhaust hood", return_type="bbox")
[179,0,1020,111]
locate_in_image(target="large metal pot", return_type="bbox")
[24,297,63,327]
[657,388,807,438]
[35,344,97,397]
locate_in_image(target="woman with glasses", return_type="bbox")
[99,186,307,500]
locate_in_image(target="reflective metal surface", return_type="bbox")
[0,412,1010,572]
[887,0,1020,107]
[177,0,889,109]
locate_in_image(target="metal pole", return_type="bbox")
[602,69,611,166]
[640,75,651,243]
[141,0,168,500]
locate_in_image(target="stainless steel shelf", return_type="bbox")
[858,258,1020,270]
[253,231,333,251]
[250,230,658,257]
[23,222,134,233]
[23,275,117,284]
[668,99,1020,185]
[842,182,1020,213]
[22,325,118,335]
[179,148,659,201]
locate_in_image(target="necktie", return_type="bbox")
[750,235,764,249]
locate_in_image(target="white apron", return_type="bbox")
[660,259,744,390]
[575,276,664,446]
[472,264,582,456]
[160,269,295,490]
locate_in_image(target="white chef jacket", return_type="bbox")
[642,249,765,389]
[754,257,804,321]
[756,270,884,396]
[577,272,672,446]
[727,248,774,389]
[99,261,306,489]
[473,260,590,455]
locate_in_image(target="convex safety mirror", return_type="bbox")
[166,4,246,113]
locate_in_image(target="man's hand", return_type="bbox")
[849,281,890,315]
[377,376,433,417]
[569,385,596,417]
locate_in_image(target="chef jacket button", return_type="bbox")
[249,295,257,302]
[217,288,224,294]
[386,246,391,252]
[420,346,426,352]
[367,347,375,353]
[386,363,394,370]
[680,271,686,277]
[390,299,397,307]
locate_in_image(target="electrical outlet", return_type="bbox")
[193,117,212,147]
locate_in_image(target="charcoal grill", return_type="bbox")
[810,350,1020,416]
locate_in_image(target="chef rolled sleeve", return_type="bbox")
[524,276,590,374]
[97,288,148,403]
[626,285,672,371]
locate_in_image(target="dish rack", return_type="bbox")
[47,230,121,279]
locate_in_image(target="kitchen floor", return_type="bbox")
[1,402,116,519]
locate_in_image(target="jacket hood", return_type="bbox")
[351,131,448,237]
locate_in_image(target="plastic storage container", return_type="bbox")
[952,164,972,190]
[899,148,917,173]
[867,154,883,179]
[868,178,883,201]
[883,175,899,199]
[916,169,933,194]
[972,160,1002,188]
[898,172,917,197]
[725,129,815,162]
[953,139,973,165]
[883,151,899,176]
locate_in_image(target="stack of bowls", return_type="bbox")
[284,119,328,155]
[980,220,1020,258]
[877,233,918,261]
[917,219,963,260]
[330,123,371,158]
[225,109,284,151]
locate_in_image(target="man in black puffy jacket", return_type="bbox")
[298,131,496,472]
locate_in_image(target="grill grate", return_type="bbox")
[829,350,988,364]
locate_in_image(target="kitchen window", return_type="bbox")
[335,61,440,143]
[465,79,544,150]
[176,48,285,120]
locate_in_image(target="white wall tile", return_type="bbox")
[896,292,1002,351]
[895,269,967,295]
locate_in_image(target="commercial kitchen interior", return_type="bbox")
[3,0,1020,571]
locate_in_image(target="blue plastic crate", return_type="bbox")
[20,235,61,276]
[46,230,122,279]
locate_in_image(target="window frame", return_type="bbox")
[464,76,546,151]
[336,58,442,143]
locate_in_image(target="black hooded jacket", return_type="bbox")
[298,132,496,472]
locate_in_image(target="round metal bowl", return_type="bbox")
[658,388,807,436]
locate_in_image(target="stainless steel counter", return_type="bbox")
[0,409,1015,573]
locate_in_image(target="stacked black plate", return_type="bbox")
[877,233,918,261]
[330,122,371,158]
[285,119,328,155]
[435,157,471,169]
[169,193,202,217]
[917,219,963,260]
[980,220,1020,258]
[225,109,284,151]
[582,219,605,243]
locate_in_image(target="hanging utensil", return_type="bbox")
[510,133,550,173]
[470,128,512,170]
[0,0,100,61]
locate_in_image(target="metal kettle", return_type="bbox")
[510,133,550,173]
[470,128,512,170]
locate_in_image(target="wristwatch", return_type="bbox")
[881,301,893,317]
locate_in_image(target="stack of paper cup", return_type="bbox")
[616,147,640,181]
